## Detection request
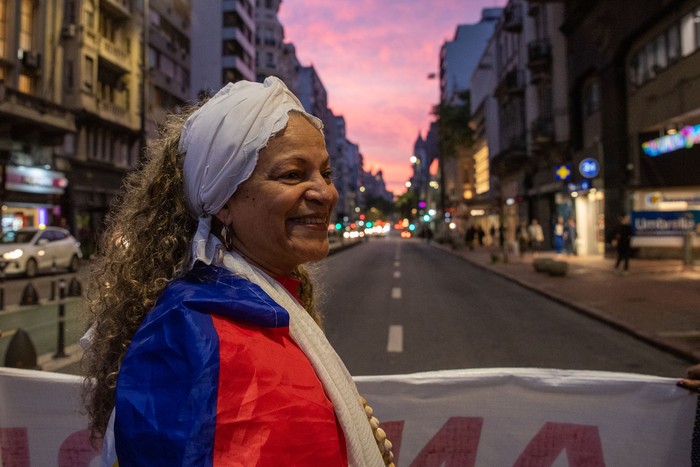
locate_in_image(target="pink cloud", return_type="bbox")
[279,0,507,194]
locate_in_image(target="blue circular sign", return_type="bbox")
[579,158,600,179]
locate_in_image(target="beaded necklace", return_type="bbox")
[361,396,395,466]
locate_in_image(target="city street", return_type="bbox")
[0,238,694,380]
[318,236,692,378]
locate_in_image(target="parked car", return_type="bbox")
[0,227,82,277]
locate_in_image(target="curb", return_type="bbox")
[433,243,698,365]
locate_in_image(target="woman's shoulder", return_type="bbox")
[152,263,291,328]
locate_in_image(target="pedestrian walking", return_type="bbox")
[527,219,544,253]
[564,218,577,255]
[465,225,476,250]
[553,217,565,255]
[613,213,633,275]
[477,226,486,246]
[516,221,529,256]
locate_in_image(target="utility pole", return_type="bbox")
[139,0,150,161]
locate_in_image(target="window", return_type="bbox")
[667,24,680,63]
[0,0,6,59]
[65,60,74,89]
[582,79,600,117]
[84,56,94,90]
[18,73,34,93]
[84,0,94,30]
[19,0,34,51]
[654,34,667,70]
[695,8,700,49]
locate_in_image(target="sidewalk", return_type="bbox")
[434,242,700,363]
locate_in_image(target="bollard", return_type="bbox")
[53,279,68,359]
[20,283,39,306]
[4,328,40,369]
[68,277,82,297]
[0,263,6,311]
[683,231,695,269]
[50,260,57,301]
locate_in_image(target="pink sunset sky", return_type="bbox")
[278,0,506,195]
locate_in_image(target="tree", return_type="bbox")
[431,90,474,217]
[431,90,474,159]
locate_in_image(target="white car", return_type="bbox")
[0,227,82,277]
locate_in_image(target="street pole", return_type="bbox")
[53,278,67,359]
[139,0,150,161]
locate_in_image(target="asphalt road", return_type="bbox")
[317,236,691,378]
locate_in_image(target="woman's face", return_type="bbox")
[216,113,338,276]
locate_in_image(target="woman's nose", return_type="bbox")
[306,177,338,205]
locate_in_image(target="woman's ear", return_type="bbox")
[214,199,233,226]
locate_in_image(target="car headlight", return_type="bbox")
[2,249,23,260]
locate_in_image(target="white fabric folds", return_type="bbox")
[180,76,323,267]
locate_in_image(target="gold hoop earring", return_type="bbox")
[221,224,235,251]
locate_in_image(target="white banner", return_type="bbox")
[0,367,696,466]
[355,368,697,466]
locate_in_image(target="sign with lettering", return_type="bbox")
[579,158,600,178]
[642,124,700,157]
[5,166,68,195]
[631,210,700,236]
[0,367,695,466]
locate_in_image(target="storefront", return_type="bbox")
[630,126,700,257]
[1,165,68,233]
[625,0,700,258]
[567,157,606,256]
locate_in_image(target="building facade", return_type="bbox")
[146,0,191,143]
[0,0,75,236]
[191,0,255,98]
[438,8,501,234]
[562,0,700,258]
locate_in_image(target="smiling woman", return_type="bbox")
[81,77,390,466]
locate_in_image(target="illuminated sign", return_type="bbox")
[579,158,600,178]
[641,124,700,157]
[631,211,699,236]
[5,166,68,195]
[554,164,571,181]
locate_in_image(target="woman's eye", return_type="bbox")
[281,171,303,180]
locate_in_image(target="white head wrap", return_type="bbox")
[179,76,323,267]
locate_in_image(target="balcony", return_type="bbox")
[497,69,525,97]
[100,0,132,19]
[527,39,552,71]
[502,4,523,33]
[0,86,76,133]
[96,99,136,130]
[98,39,131,73]
[491,134,528,175]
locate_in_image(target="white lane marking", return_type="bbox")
[387,325,404,353]
[394,261,400,268]
[391,287,402,299]
[393,270,401,279]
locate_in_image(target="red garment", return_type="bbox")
[114,265,348,466]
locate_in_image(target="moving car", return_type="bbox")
[0,227,82,277]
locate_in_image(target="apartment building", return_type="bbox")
[0,0,75,234]
[146,0,191,143]
[191,0,255,99]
